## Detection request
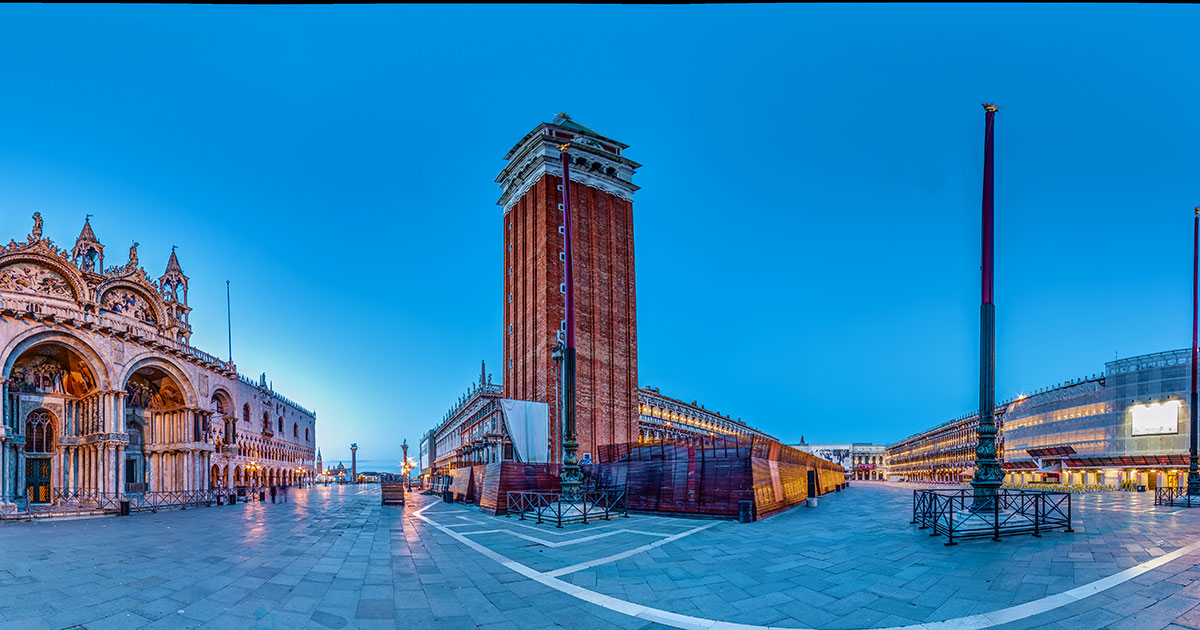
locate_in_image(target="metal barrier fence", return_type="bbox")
[5,488,220,517]
[0,485,282,522]
[1154,486,1200,507]
[911,488,1073,545]
[129,489,217,512]
[49,487,124,511]
[505,488,628,528]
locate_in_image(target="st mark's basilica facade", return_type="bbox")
[0,213,315,509]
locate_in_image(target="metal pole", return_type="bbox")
[972,104,1005,506]
[558,144,583,502]
[226,280,233,364]
[1189,207,1200,496]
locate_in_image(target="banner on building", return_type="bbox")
[500,399,550,463]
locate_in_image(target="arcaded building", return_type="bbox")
[0,214,316,508]
[888,347,1200,490]
[794,442,889,481]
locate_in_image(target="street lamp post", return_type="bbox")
[557,143,583,502]
[1189,208,1200,497]
[972,104,1005,506]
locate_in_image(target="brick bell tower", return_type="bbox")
[497,114,640,463]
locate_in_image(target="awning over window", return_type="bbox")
[1035,462,1062,474]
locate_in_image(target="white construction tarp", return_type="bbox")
[500,399,550,463]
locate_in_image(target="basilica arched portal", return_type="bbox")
[5,339,104,502]
[0,215,317,511]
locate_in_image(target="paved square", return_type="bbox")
[2,483,1200,629]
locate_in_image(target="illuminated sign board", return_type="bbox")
[1130,400,1181,436]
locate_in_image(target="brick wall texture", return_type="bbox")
[502,172,638,462]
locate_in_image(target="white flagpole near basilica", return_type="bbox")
[226,280,233,364]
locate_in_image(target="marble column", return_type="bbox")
[115,392,125,434]
[184,451,190,492]
[99,444,107,495]
[102,392,113,434]
[116,445,125,498]
[1,442,8,503]
[64,447,73,493]
[15,445,24,502]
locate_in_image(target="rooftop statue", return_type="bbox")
[31,212,43,241]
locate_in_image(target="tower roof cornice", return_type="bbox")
[496,114,640,214]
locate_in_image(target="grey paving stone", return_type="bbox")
[8,483,1200,630]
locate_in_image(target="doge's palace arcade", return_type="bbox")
[0,213,316,508]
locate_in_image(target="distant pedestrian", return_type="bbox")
[580,453,593,488]
[269,485,277,503]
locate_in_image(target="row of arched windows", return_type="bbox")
[211,396,310,444]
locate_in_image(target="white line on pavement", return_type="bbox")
[544,522,719,577]
[412,500,1200,630]
[455,527,671,548]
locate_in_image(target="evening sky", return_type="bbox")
[1,4,1197,470]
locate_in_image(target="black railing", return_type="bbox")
[505,488,628,528]
[129,489,216,512]
[45,487,123,511]
[1154,486,1200,507]
[1,487,221,519]
[911,488,1072,545]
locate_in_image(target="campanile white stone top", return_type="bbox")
[495,114,640,215]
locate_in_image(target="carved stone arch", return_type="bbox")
[0,328,115,392]
[96,279,168,326]
[118,352,199,408]
[0,251,90,303]
[209,386,234,412]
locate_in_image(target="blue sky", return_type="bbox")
[2,4,1198,471]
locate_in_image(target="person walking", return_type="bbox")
[269,485,277,503]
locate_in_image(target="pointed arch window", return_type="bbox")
[24,410,55,453]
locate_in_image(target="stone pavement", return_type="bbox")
[2,483,1200,629]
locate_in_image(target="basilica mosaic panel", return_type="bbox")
[0,262,74,300]
[125,371,184,410]
[101,288,157,324]
[10,351,96,396]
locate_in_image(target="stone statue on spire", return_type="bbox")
[31,212,42,241]
[129,241,139,267]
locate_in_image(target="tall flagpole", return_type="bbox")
[226,280,233,365]
[972,104,1004,506]
[1189,207,1200,497]
[558,143,583,501]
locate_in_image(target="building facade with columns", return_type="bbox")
[793,442,888,481]
[0,213,316,508]
[637,387,775,442]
